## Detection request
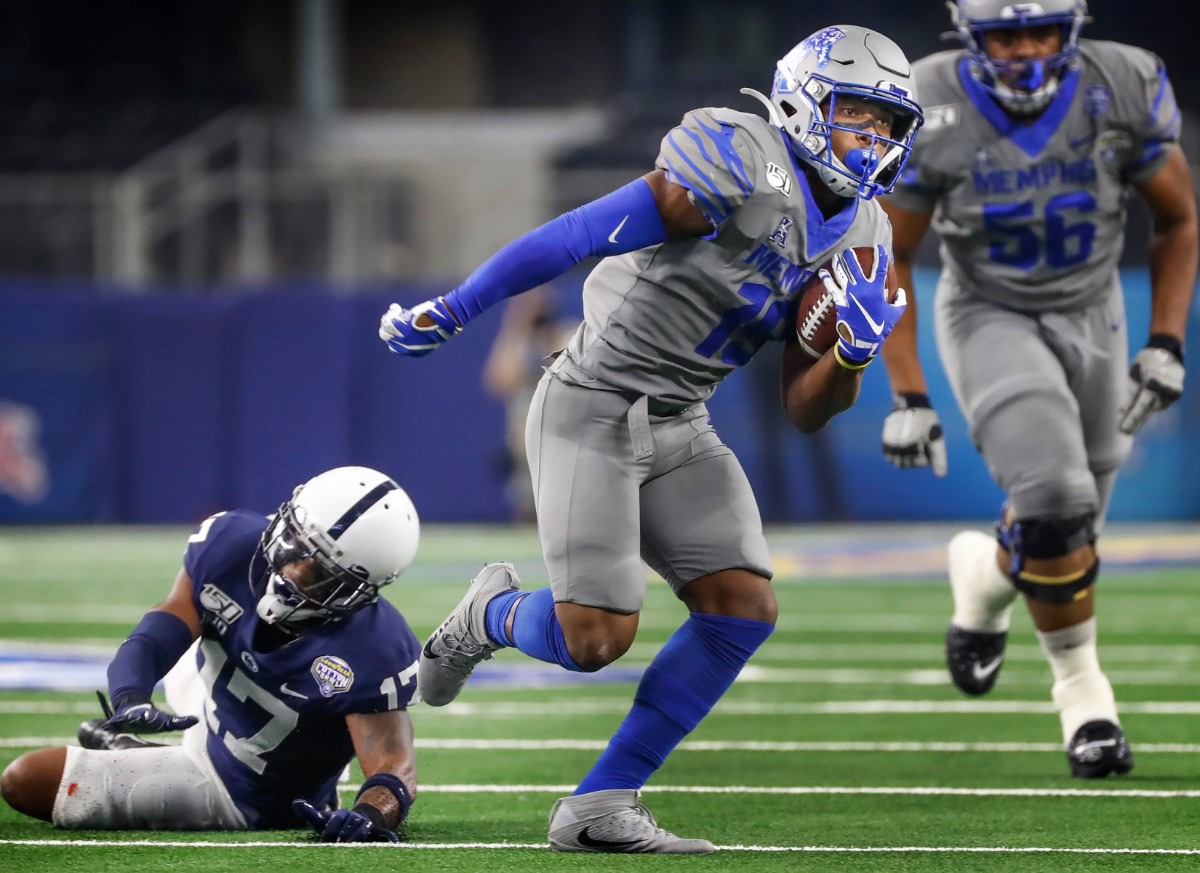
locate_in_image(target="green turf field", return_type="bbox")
[1,524,1198,872]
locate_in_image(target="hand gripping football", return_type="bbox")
[795,246,898,359]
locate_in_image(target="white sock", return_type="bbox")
[1037,617,1119,744]
[948,531,1018,633]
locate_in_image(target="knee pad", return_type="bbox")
[997,513,1099,604]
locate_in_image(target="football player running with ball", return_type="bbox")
[2,467,424,841]
[379,26,922,853]
[878,0,1197,777]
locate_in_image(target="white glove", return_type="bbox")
[882,393,948,476]
[1119,343,1184,435]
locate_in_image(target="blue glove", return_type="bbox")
[292,799,400,843]
[379,297,463,357]
[818,245,907,368]
[100,693,198,735]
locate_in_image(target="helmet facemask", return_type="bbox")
[949,0,1088,115]
[254,499,385,634]
[742,25,924,201]
[795,83,923,200]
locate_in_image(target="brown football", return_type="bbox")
[794,246,897,360]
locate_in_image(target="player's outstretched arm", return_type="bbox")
[877,200,947,475]
[1120,146,1198,434]
[101,568,202,735]
[294,709,417,843]
[379,170,708,358]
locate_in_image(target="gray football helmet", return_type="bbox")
[950,0,1089,114]
[742,25,923,200]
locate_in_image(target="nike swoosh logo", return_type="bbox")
[849,292,886,335]
[280,683,307,700]
[607,215,629,244]
[971,656,1003,682]
[576,827,644,851]
[1070,134,1096,150]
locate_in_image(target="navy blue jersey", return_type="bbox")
[182,510,421,828]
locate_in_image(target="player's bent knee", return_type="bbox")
[681,570,778,623]
[566,636,632,672]
[1,748,64,821]
[558,607,639,671]
[1006,514,1099,604]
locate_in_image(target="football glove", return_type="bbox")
[379,297,463,357]
[1119,342,1184,435]
[882,393,948,477]
[819,245,907,368]
[98,691,198,735]
[292,799,400,843]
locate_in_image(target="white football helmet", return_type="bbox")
[742,25,923,200]
[950,0,1089,115]
[255,466,420,633]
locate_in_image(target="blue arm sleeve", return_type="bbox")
[444,177,669,324]
[107,610,196,707]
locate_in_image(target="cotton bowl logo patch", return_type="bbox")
[311,655,355,697]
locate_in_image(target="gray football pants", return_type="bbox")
[934,277,1133,528]
[525,371,773,613]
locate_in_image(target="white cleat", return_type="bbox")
[418,562,520,707]
[548,789,715,854]
[946,530,1019,696]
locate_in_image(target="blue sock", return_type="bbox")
[573,612,773,795]
[492,586,584,672]
[484,590,524,647]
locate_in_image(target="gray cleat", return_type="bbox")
[418,562,520,706]
[548,788,715,854]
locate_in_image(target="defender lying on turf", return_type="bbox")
[1,467,423,842]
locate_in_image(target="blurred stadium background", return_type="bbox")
[1,3,1198,866]
[0,0,1196,527]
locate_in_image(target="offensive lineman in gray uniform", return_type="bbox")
[379,25,922,852]
[878,0,1197,777]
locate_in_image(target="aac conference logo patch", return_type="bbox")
[311,655,355,697]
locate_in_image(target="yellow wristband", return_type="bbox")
[834,345,873,371]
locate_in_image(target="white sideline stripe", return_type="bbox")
[1,839,1198,854]
[422,699,1200,717]
[7,736,1200,754]
[9,639,1198,664]
[7,699,1200,716]
[10,608,1196,635]
[342,783,1200,799]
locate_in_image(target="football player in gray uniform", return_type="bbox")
[380,25,922,853]
[879,0,1197,778]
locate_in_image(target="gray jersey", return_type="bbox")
[889,40,1180,311]
[559,106,892,408]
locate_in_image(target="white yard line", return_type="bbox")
[345,783,1200,799]
[5,736,1200,754]
[1,838,1198,855]
[7,698,1200,716]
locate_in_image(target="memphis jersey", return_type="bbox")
[559,106,891,407]
[182,510,421,828]
[889,41,1181,311]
